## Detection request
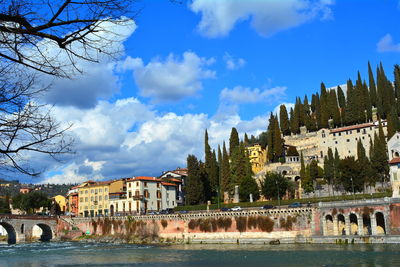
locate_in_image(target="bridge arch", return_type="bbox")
[32,223,53,242]
[375,212,386,235]
[0,222,17,244]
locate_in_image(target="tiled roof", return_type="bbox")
[167,178,182,183]
[389,157,400,164]
[131,176,161,182]
[162,182,177,187]
[330,123,373,134]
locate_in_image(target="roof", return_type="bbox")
[129,176,161,182]
[330,123,373,134]
[389,157,400,164]
[162,182,177,187]
[167,178,182,183]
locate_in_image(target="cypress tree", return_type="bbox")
[328,89,341,127]
[357,139,369,192]
[368,61,377,107]
[217,145,222,200]
[303,95,312,130]
[345,79,357,125]
[186,155,204,205]
[204,130,217,194]
[279,104,291,136]
[267,114,275,161]
[324,148,335,195]
[394,64,400,99]
[290,104,300,134]
[337,85,346,109]
[273,117,284,162]
[319,83,329,128]
[230,142,247,188]
[363,80,372,122]
[387,109,396,139]
[229,127,240,155]
[221,142,231,194]
[244,133,249,146]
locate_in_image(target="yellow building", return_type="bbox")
[52,195,67,214]
[246,144,267,174]
[78,179,125,217]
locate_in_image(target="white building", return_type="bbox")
[109,176,177,215]
[159,167,187,205]
[387,132,400,198]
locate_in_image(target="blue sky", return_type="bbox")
[19,0,400,184]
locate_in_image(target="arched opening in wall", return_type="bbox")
[282,170,287,176]
[363,214,372,235]
[0,222,16,244]
[337,214,346,235]
[295,176,301,182]
[32,224,53,242]
[349,213,358,235]
[325,215,334,236]
[110,205,114,216]
[20,224,24,234]
[395,152,400,157]
[375,212,386,235]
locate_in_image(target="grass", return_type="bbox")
[174,191,391,211]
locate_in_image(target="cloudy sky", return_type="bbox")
[22,0,400,184]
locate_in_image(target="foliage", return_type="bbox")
[239,175,260,202]
[262,172,288,200]
[186,155,205,205]
[161,219,168,229]
[338,157,364,193]
[11,191,51,214]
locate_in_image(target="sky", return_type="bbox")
[16,0,400,184]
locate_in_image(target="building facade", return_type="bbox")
[109,176,177,215]
[159,167,187,205]
[78,180,125,217]
[388,132,400,198]
[246,144,267,174]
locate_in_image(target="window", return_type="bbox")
[85,190,88,194]
[347,139,350,142]
[105,188,108,192]
[99,196,102,201]
[363,129,367,134]
[99,189,102,193]
[157,183,160,188]
[136,182,139,186]
[144,182,148,187]
[144,190,150,198]
[91,189,94,193]
[157,190,161,198]
[357,129,360,133]
[80,197,83,202]
[129,192,132,198]
[335,141,338,144]
[95,189,98,194]
[333,133,336,136]
[105,195,108,200]
[95,196,98,201]
[349,130,352,134]
[85,197,88,202]
[128,183,131,187]
[91,196,94,201]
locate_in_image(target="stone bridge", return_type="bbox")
[0,215,58,244]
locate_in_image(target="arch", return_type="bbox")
[32,224,53,242]
[294,176,301,182]
[325,214,334,236]
[349,213,358,235]
[337,214,346,235]
[282,170,287,176]
[110,205,115,216]
[375,212,386,235]
[363,214,372,235]
[0,222,16,244]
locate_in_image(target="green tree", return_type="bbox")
[338,157,363,193]
[220,142,231,194]
[11,191,51,214]
[279,104,291,136]
[368,61,377,108]
[262,172,288,200]
[229,127,240,155]
[186,155,204,205]
[204,130,218,195]
[273,117,284,162]
[239,176,260,202]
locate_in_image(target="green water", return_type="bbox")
[0,242,399,266]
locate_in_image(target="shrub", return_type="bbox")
[257,216,274,232]
[235,217,247,232]
[210,218,218,232]
[91,219,98,234]
[247,216,258,229]
[285,216,293,230]
[161,219,168,229]
[188,219,197,230]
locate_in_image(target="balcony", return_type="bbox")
[132,195,145,200]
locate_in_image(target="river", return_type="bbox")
[0,242,399,266]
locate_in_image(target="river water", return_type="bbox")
[0,242,399,266]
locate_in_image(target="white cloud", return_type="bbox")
[40,97,267,184]
[377,34,400,53]
[220,85,287,104]
[39,20,137,108]
[223,53,246,70]
[273,102,296,118]
[127,51,216,103]
[189,0,334,38]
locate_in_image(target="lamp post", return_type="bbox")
[276,180,281,207]
[350,177,355,200]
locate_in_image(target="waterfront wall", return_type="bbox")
[60,198,400,244]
